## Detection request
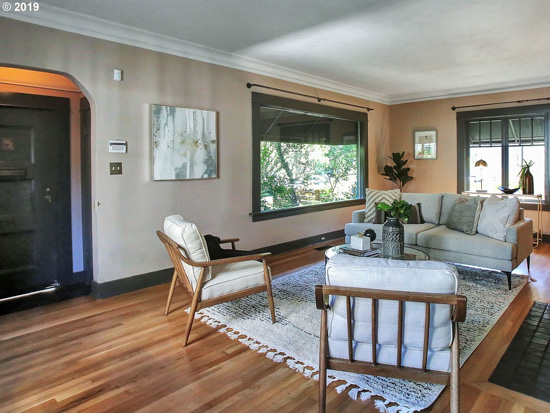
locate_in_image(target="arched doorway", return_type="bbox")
[0,67,93,314]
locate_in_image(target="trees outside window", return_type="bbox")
[251,93,367,221]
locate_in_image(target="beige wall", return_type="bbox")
[389,87,550,233]
[0,18,389,283]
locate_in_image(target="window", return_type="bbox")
[251,93,367,221]
[457,105,549,201]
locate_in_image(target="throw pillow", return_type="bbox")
[405,203,424,224]
[447,196,482,235]
[477,195,520,241]
[364,188,401,223]
[373,207,387,224]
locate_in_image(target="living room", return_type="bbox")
[1,1,550,412]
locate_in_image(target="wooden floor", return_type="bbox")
[1,241,550,412]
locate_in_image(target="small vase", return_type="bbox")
[382,217,404,258]
[522,168,534,195]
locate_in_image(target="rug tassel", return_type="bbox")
[359,391,372,401]
[335,382,350,394]
[348,387,360,400]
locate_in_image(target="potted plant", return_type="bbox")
[376,200,412,258]
[518,159,534,195]
[381,152,414,190]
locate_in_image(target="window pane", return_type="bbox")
[533,117,544,137]
[509,146,546,198]
[469,147,501,192]
[520,118,532,140]
[259,106,359,212]
[468,121,480,146]
[508,119,520,145]
[491,120,502,143]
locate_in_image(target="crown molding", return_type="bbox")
[0,6,390,105]
[388,77,550,105]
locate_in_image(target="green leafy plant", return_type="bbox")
[517,159,534,187]
[376,199,413,221]
[381,152,414,190]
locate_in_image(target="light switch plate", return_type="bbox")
[110,162,122,175]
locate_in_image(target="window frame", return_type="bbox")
[251,92,368,222]
[457,104,550,202]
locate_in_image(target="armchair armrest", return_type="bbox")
[219,238,240,250]
[351,209,366,223]
[191,252,272,267]
[506,218,533,263]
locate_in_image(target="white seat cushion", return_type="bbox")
[164,215,211,287]
[201,260,268,300]
[325,255,458,372]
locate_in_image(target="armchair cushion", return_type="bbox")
[201,260,268,300]
[325,255,458,371]
[164,215,211,286]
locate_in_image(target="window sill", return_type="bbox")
[250,199,365,222]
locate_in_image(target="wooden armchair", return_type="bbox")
[157,215,276,346]
[318,255,467,413]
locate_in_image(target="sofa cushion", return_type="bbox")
[477,195,520,241]
[164,215,211,287]
[440,193,470,225]
[364,188,400,222]
[447,196,481,235]
[417,225,515,260]
[345,222,436,245]
[401,193,443,225]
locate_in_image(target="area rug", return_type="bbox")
[194,264,527,412]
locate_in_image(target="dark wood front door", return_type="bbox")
[0,92,72,299]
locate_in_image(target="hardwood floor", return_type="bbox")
[1,241,550,412]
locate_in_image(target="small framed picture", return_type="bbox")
[414,130,437,160]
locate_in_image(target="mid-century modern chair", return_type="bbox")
[157,215,276,346]
[317,255,467,413]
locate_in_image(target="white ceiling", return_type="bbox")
[3,0,550,104]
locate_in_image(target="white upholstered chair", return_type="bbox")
[317,255,467,413]
[157,215,276,346]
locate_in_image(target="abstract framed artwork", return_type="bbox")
[414,130,437,160]
[152,104,218,180]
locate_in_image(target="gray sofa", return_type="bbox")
[344,192,533,289]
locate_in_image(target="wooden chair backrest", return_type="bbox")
[157,230,196,294]
[316,285,467,375]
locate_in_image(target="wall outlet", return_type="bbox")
[110,162,122,175]
[321,236,326,241]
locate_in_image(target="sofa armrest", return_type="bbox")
[351,209,366,223]
[506,218,533,263]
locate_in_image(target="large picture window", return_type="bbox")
[457,104,549,201]
[251,93,367,221]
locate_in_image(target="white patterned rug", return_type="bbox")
[194,263,527,412]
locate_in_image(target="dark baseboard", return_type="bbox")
[254,229,345,255]
[542,234,550,243]
[90,230,344,300]
[91,268,173,299]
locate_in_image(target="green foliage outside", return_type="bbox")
[260,142,358,211]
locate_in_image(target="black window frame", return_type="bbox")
[251,92,368,222]
[457,104,550,203]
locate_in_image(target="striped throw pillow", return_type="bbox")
[364,188,401,223]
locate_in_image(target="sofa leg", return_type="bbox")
[504,271,512,290]
[527,255,531,271]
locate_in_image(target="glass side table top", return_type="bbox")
[325,242,430,261]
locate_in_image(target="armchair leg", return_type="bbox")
[319,310,328,413]
[450,322,460,413]
[165,270,178,316]
[263,260,276,323]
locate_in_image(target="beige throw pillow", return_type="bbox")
[364,188,401,223]
[477,195,520,241]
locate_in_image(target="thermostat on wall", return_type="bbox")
[109,140,128,153]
